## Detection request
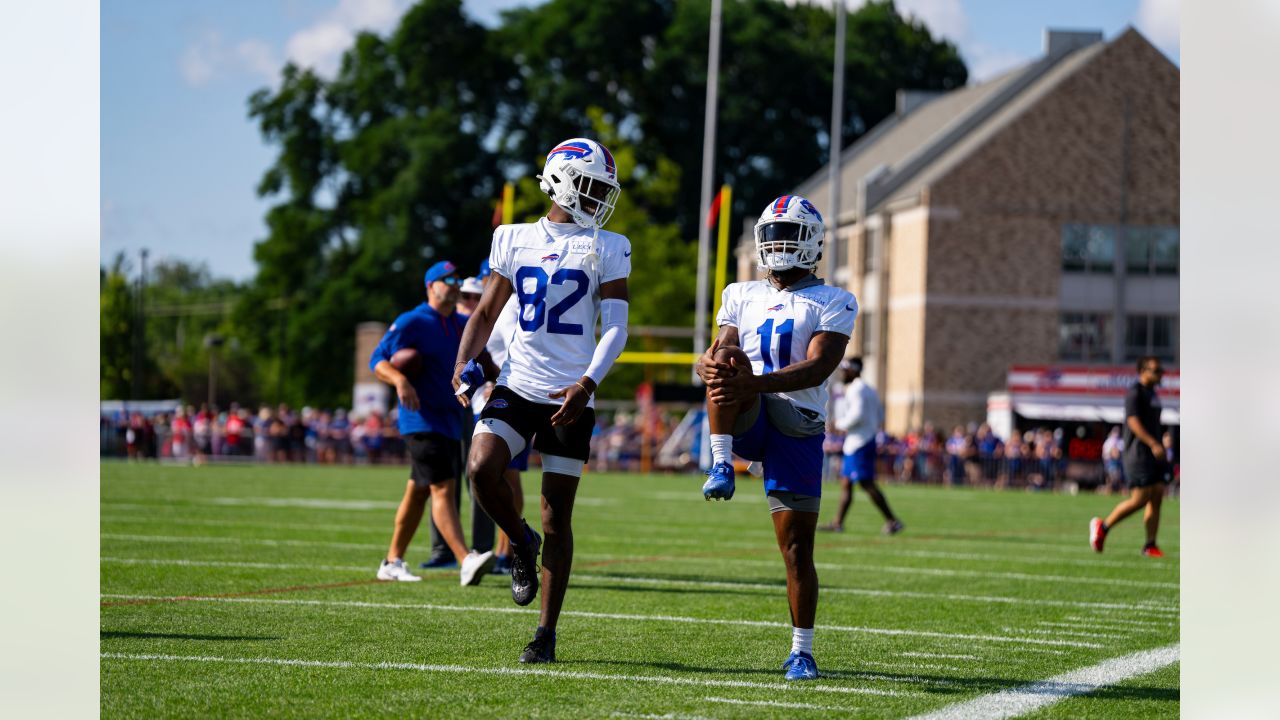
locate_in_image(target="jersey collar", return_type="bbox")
[776,273,823,293]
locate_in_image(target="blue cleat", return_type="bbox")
[782,651,819,681]
[702,461,736,501]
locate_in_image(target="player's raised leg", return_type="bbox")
[701,341,756,500]
[467,423,542,605]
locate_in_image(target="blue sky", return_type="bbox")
[102,0,1179,281]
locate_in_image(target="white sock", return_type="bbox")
[710,434,733,465]
[791,627,814,655]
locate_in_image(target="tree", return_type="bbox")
[100,253,137,399]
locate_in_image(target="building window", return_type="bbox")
[862,226,881,274]
[1124,227,1179,276]
[1125,314,1178,363]
[860,310,880,358]
[1062,225,1115,273]
[1059,312,1112,362]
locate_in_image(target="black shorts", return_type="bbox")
[479,385,595,462]
[405,432,461,488]
[1124,450,1171,488]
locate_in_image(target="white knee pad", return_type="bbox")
[473,417,527,458]
[541,453,584,478]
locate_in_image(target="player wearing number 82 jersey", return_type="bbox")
[453,137,630,665]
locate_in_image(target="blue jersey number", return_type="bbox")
[757,318,794,373]
[515,266,589,335]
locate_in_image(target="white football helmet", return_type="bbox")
[537,137,621,230]
[754,194,825,271]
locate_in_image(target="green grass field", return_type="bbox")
[101,462,1179,718]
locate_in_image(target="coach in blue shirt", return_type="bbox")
[369,260,498,585]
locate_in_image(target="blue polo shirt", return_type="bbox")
[369,303,467,440]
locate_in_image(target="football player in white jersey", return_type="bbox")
[695,194,856,681]
[454,137,630,664]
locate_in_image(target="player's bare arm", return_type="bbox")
[707,330,848,406]
[548,277,629,427]
[453,272,515,401]
[695,325,740,384]
[373,360,420,412]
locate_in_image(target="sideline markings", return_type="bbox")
[1062,615,1175,628]
[99,594,1102,648]
[902,652,981,661]
[904,644,1179,720]
[99,652,913,697]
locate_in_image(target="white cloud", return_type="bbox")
[235,39,279,82]
[179,31,221,87]
[284,0,411,77]
[1134,0,1179,58]
[179,32,280,87]
[965,43,1030,82]
[895,0,967,42]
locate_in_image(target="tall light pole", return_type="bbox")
[826,1,846,286]
[693,0,723,370]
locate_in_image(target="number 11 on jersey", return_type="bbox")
[758,318,793,373]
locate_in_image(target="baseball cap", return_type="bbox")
[478,259,491,279]
[424,260,459,286]
[460,277,484,295]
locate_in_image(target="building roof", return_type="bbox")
[780,29,1124,232]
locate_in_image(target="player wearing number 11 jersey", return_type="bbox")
[454,137,630,664]
[695,194,855,681]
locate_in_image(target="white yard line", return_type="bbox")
[861,660,971,673]
[100,533,1176,590]
[572,574,1178,613]
[902,652,981,661]
[1062,616,1175,628]
[101,557,370,572]
[1036,620,1170,634]
[823,546,1174,572]
[101,533,384,551]
[209,497,399,510]
[99,652,912,697]
[1007,627,1117,640]
[575,555,1178,590]
[904,644,1179,720]
[703,696,844,711]
[101,516,384,535]
[99,594,1102,648]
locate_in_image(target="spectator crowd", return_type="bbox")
[102,402,1177,493]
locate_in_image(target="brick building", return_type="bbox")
[737,28,1179,433]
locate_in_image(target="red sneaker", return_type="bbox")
[1089,517,1107,553]
[1142,545,1165,558]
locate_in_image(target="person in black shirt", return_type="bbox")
[1090,356,1172,557]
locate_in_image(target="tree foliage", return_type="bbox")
[105,0,966,406]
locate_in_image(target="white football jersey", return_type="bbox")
[485,296,519,369]
[716,278,857,423]
[834,378,882,453]
[489,218,632,406]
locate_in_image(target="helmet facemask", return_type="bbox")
[754,218,823,271]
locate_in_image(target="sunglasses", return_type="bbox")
[460,293,481,301]
[435,276,462,286]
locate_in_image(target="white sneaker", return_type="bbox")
[460,550,496,586]
[377,558,422,582]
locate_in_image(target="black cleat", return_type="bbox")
[519,628,556,664]
[511,521,542,607]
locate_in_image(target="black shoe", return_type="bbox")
[511,522,542,607]
[519,628,556,664]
